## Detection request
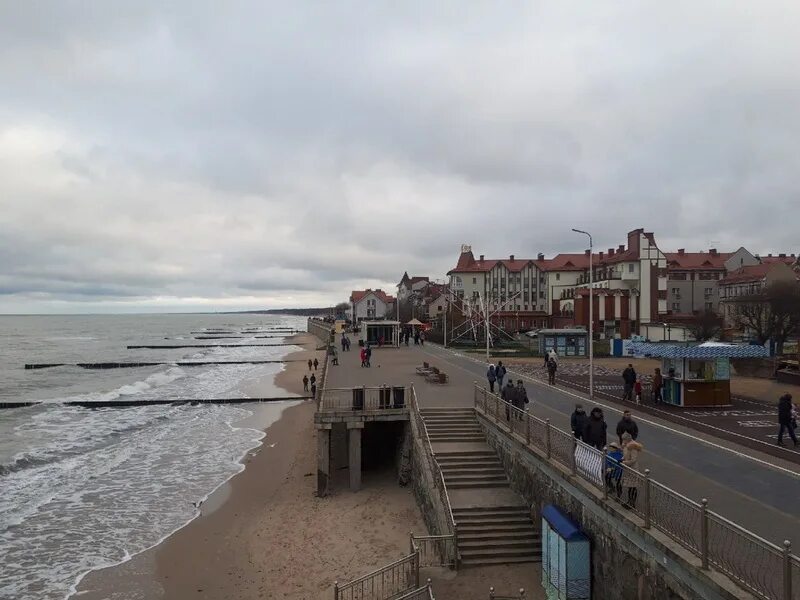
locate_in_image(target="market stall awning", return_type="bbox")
[406,318,424,326]
[626,342,769,359]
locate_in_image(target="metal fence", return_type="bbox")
[396,581,436,600]
[319,386,409,412]
[473,383,799,600]
[334,552,419,600]
[409,386,458,568]
[410,533,456,569]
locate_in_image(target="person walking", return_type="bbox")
[309,373,316,391]
[302,374,309,392]
[419,331,425,346]
[313,358,319,370]
[634,377,643,405]
[621,364,637,401]
[547,356,557,385]
[605,441,623,499]
[515,380,528,419]
[365,345,372,368]
[308,358,313,371]
[310,381,317,399]
[501,379,516,420]
[778,393,798,447]
[486,364,497,393]
[496,361,507,390]
[331,347,339,366]
[360,347,367,368]
[582,407,607,450]
[620,432,643,509]
[652,367,663,403]
[616,410,639,445]
[341,335,347,352]
[570,404,588,440]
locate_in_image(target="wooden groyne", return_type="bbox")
[0,396,312,410]
[25,359,306,370]
[126,343,305,349]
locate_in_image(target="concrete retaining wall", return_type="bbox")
[308,318,333,345]
[477,413,753,600]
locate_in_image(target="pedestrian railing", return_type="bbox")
[396,580,436,600]
[488,587,526,600]
[473,384,799,600]
[409,386,458,568]
[319,386,409,412]
[334,552,419,600]
[410,533,456,569]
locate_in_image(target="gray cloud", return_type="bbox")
[1,1,799,312]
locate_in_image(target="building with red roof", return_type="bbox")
[350,289,395,322]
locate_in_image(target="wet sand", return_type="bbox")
[73,333,426,599]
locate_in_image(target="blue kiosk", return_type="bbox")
[541,504,591,599]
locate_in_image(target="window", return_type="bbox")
[628,263,635,273]
[704,287,713,296]
[556,273,560,281]
[472,277,476,284]
[539,291,545,298]
[671,302,680,311]
[524,304,528,311]
[671,287,680,295]
[705,302,713,311]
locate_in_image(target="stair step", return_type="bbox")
[436,453,496,461]
[436,459,500,467]
[453,505,529,514]
[460,539,539,551]
[448,481,509,489]
[425,427,482,432]
[429,437,486,442]
[459,555,541,567]
[458,530,538,542]
[441,468,505,477]
[458,524,535,534]
[455,516,531,526]
[454,512,530,522]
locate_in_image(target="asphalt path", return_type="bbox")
[418,342,800,547]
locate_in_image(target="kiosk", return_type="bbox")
[627,342,769,407]
[359,320,400,347]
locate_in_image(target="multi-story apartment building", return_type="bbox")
[447,246,549,331]
[663,248,759,315]
[718,261,799,330]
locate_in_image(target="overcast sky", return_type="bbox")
[1,2,799,313]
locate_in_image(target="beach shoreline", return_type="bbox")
[71,333,323,600]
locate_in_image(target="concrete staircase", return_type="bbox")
[421,407,485,443]
[453,506,541,566]
[420,408,540,567]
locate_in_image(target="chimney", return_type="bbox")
[618,244,625,253]
[509,254,515,261]
[585,249,590,256]
[598,251,604,261]
[479,254,485,262]
[768,253,773,257]
[779,253,786,258]
[537,253,544,261]
[608,248,615,256]
[677,249,685,255]
[709,248,718,256]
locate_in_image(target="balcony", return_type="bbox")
[577,271,622,285]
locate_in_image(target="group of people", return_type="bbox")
[621,364,644,404]
[571,404,643,509]
[501,378,529,419]
[360,344,372,368]
[340,335,352,352]
[302,372,317,398]
[399,327,425,346]
[485,361,507,393]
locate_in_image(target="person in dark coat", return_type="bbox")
[308,358,313,371]
[583,407,607,450]
[313,358,319,370]
[571,404,588,440]
[616,410,639,444]
[652,367,664,403]
[365,345,372,367]
[778,393,798,447]
[310,373,316,387]
[495,361,507,390]
[515,380,528,416]
[302,375,309,392]
[621,364,637,401]
[486,364,497,393]
[501,380,516,420]
[547,357,557,385]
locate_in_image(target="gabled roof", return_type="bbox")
[350,289,395,304]
[758,254,797,265]
[718,264,773,285]
[665,251,732,270]
[449,252,535,274]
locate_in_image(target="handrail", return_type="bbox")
[334,551,419,600]
[409,385,458,568]
[473,383,798,600]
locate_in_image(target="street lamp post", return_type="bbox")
[572,228,594,402]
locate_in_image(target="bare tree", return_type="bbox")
[731,281,800,353]
[686,310,723,342]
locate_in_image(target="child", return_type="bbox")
[634,377,643,405]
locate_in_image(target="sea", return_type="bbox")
[0,313,308,600]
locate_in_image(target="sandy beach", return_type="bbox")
[74,333,427,600]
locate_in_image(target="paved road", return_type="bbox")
[417,343,800,547]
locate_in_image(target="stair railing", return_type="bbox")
[409,384,459,569]
[334,551,419,600]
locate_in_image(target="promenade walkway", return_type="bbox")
[324,335,800,548]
